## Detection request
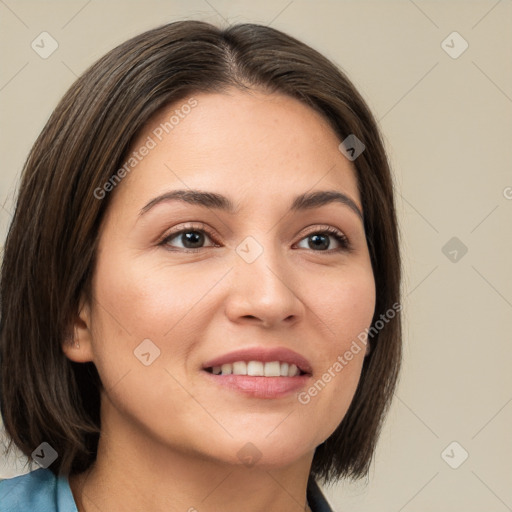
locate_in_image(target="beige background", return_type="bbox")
[1,1,511,510]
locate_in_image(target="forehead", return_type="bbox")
[111,88,361,213]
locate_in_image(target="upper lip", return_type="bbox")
[202,346,313,375]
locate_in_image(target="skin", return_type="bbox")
[63,88,376,512]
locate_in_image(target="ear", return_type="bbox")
[61,296,95,363]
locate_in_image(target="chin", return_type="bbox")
[192,424,326,470]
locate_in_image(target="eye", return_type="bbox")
[295,227,351,252]
[159,224,351,253]
[160,224,218,251]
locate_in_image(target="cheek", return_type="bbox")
[296,266,375,439]
[314,264,376,351]
[86,257,203,438]
[90,254,214,342]
[87,254,228,396]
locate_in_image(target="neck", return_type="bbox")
[69,404,315,512]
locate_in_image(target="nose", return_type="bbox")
[224,239,305,328]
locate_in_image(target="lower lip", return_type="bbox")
[203,372,310,399]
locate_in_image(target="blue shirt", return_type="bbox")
[0,469,77,512]
[0,468,334,511]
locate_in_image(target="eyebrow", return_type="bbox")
[139,189,364,221]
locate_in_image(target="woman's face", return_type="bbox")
[71,88,376,469]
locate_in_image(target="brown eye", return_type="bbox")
[159,225,350,253]
[296,228,350,252]
[160,226,217,251]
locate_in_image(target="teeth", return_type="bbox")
[221,363,232,375]
[264,361,281,377]
[288,364,299,377]
[232,361,247,375]
[247,361,264,376]
[210,361,303,377]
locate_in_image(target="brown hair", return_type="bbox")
[0,20,401,482]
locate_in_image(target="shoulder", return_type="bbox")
[0,468,77,512]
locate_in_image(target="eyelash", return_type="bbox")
[158,223,352,254]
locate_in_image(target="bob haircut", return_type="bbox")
[0,20,401,483]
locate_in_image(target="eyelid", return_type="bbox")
[158,222,219,247]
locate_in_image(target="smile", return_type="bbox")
[202,347,312,398]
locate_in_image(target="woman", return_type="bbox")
[0,20,401,512]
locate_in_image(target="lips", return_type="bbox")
[202,347,312,399]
